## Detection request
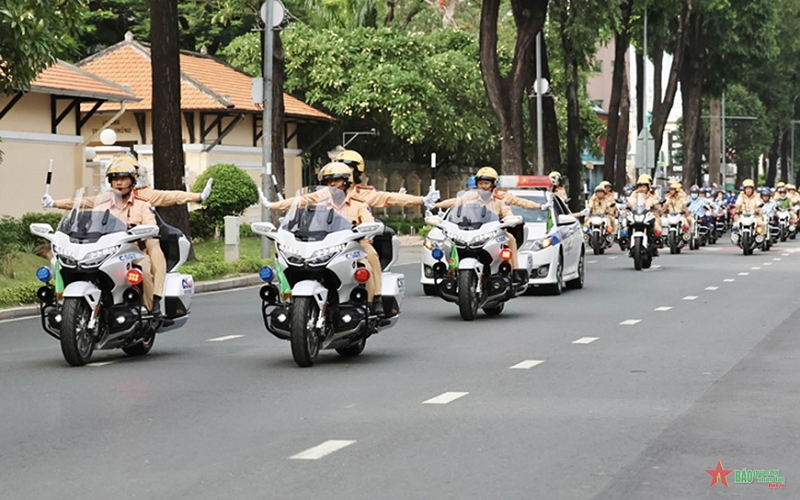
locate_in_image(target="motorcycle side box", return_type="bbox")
[381,272,405,316]
[162,273,194,319]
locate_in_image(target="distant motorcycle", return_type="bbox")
[627,204,657,270]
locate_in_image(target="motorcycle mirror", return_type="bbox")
[502,215,523,226]
[30,223,53,236]
[127,225,159,239]
[424,216,442,226]
[251,222,276,236]
[355,222,384,235]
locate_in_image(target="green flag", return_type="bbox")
[54,261,64,296]
[546,208,554,233]
[448,245,459,272]
[275,261,292,297]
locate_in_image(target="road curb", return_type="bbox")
[0,273,263,321]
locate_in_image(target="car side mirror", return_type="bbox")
[251,222,276,236]
[557,214,577,226]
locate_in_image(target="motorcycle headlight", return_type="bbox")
[469,233,492,247]
[277,243,304,265]
[634,214,645,222]
[52,245,77,268]
[80,245,121,268]
[307,243,347,266]
[423,238,441,250]
[445,231,467,246]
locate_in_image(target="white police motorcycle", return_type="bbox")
[627,203,658,270]
[425,190,528,321]
[31,188,194,366]
[731,211,763,255]
[251,187,405,367]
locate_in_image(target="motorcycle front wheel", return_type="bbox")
[592,232,601,255]
[457,270,479,321]
[742,234,753,255]
[60,297,95,366]
[668,232,678,254]
[633,239,643,271]
[290,296,320,367]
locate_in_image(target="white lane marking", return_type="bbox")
[773,258,782,261]
[87,361,115,367]
[608,256,618,260]
[703,247,722,251]
[207,335,245,342]
[423,392,469,404]
[724,279,735,282]
[572,337,598,344]
[763,263,772,266]
[199,285,262,297]
[738,272,750,276]
[650,264,662,269]
[510,360,545,370]
[587,260,598,264]
[619,319,641,325]
[0,316,38,325]
[751,267,761,270]
[654,306,672,311]
[782,253,789,256]
[705,286,719,291]
[683,296,698,301]
[290,440,356,460]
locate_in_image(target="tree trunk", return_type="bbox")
[560,2,582,211]
[440,0,458,28]
[708,99,721,186]
[540,34,562,172]
[479,0,547,175]
[603,0,633,185]
[649,2,689,180]
[400,0,424,28]
[150,0,191,239]
[694,109,704,186]
[766,132,779,186]
[679,13,704,188]
[271,31,286,198]
[781,128,789,183]
[636,49,644,135]
[615,59,631,190]
[384,0,395,25]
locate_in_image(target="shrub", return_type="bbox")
[418,225,433,238]
[189,210,215,240]
[0,216,22,254]
[19,212,62,247]
[191,164,258,235]
[0,281,40,307]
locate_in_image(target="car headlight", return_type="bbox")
[307,243,346,266]
[525,237,552,252]
[277,243,304,265]
[80,245,121,268]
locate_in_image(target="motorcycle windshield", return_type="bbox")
[445,190,500,230]
[281,186,353,241]
[630,205,649,215]
[58,187,129,243]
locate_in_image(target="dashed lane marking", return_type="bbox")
[588,260,598,264]
[763,263,772,266]
[290,440,356,460]
[654,307,672,311]
[738,272,750,276]
[87,361,115,367]
[572,337,599,344]
[751,267,761,270]
[724,279,735,282]
[207,335,245,342]
[705,286,719,291]
[774,258,782,261]
[510,360,545,370]
[619,319,641,325]
[608,256,618,260]
[423,392,469,405]
[683,296,698,301]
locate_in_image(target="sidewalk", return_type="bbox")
[398,235,423,246]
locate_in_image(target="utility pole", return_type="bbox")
[261,0,274,258]
[721,91,726,188]
[535,32,544,175]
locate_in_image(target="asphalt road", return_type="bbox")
[1,239,799,499]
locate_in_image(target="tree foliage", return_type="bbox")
[0,0,86,94]
[191,163,259,234]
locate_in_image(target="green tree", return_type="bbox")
[191,163,259,237]
[0,0,86,94]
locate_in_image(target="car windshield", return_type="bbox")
[509,194,549,223]
[281,186,353,241]
[58,187,129,243]
[445,190,499,230]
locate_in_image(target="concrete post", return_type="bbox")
[224,215,240,262]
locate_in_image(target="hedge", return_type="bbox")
[0,281,41,307]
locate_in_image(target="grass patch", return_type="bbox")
[181,237,272,282]
[0,252,51,307]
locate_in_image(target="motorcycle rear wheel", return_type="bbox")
[290,296,320,367]
[457,270,479,321]
[60,297,95,367]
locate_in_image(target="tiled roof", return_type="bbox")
[76,39,334,121]
[29,60,138,102]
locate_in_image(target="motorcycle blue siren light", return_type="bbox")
[259,266,275,282]
[620,229,628,237]
[431,248,444,261]
[36,266,52,283]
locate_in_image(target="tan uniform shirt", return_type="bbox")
[66,192,157,227]
[588,196,613,215]
[663,195,689,214]
[735,193,762,215]
[269,184,422,211]
[493,189,543,210]
[627,192,658,210]
[135,186,200,207]
[436,190,514,219]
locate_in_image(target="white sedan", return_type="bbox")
[420,187,585,295]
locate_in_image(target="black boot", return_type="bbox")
[512,269,529,285]
[371,296,385,318]
[150,295,162,317]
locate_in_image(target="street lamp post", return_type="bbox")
[260,0,274,259]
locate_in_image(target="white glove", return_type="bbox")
[422,189,440,209]
[541,201,553,210]
[257,187,270,208]
[580,208,590,216]
[200,178,214,201]
[42,194,54,208]
[398,187,407,195]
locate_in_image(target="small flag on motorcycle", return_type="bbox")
[448,245,459,272]
[275,261,292,298]
[54,261,64,297]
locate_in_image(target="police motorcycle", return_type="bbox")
[776,208,792,242]
[731,211,763,255]
[251,187,405,367]
[616,198,630,251]
[425,190,529,321]
[666,211,690,254]
[30,188,194,366]
[586,212,614,255]
[627,203,658,270]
